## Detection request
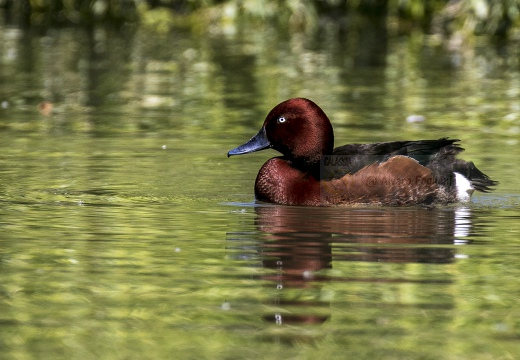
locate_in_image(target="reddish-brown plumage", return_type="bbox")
[255,156,436,206]
[228,98,497,206]
[263,98,334,167]
[321,156,437,205]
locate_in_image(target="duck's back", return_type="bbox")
[322,138,497,202]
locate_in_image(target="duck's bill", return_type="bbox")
[228,127,271,157]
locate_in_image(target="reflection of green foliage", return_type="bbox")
[2,0,519,36]
[136,3,180,33]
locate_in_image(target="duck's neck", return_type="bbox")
[255,158,323,206]
[287,157,323,178]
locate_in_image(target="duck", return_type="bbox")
[227,98,497,206]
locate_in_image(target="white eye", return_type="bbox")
[277,116,286,123]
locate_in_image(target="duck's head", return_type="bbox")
[228,98,334,166]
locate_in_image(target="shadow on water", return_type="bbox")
[228,205,472,341]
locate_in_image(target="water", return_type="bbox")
[1,22,520,359]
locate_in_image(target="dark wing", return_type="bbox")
[324,138,460,179]
[327,138,498,193]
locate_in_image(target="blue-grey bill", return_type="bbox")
[228,127,271,157]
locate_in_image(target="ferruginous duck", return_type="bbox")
[228,98,497,206]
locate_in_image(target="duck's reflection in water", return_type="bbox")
[233,205,473,328]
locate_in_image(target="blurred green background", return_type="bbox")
[2,0,520,37]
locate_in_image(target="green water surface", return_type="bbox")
[1,22,519,360]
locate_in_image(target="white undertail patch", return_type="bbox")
[454,172,474,202]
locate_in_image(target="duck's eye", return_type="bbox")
[277,116,286,124]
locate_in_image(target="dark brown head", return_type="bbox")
[228,98,334,167]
